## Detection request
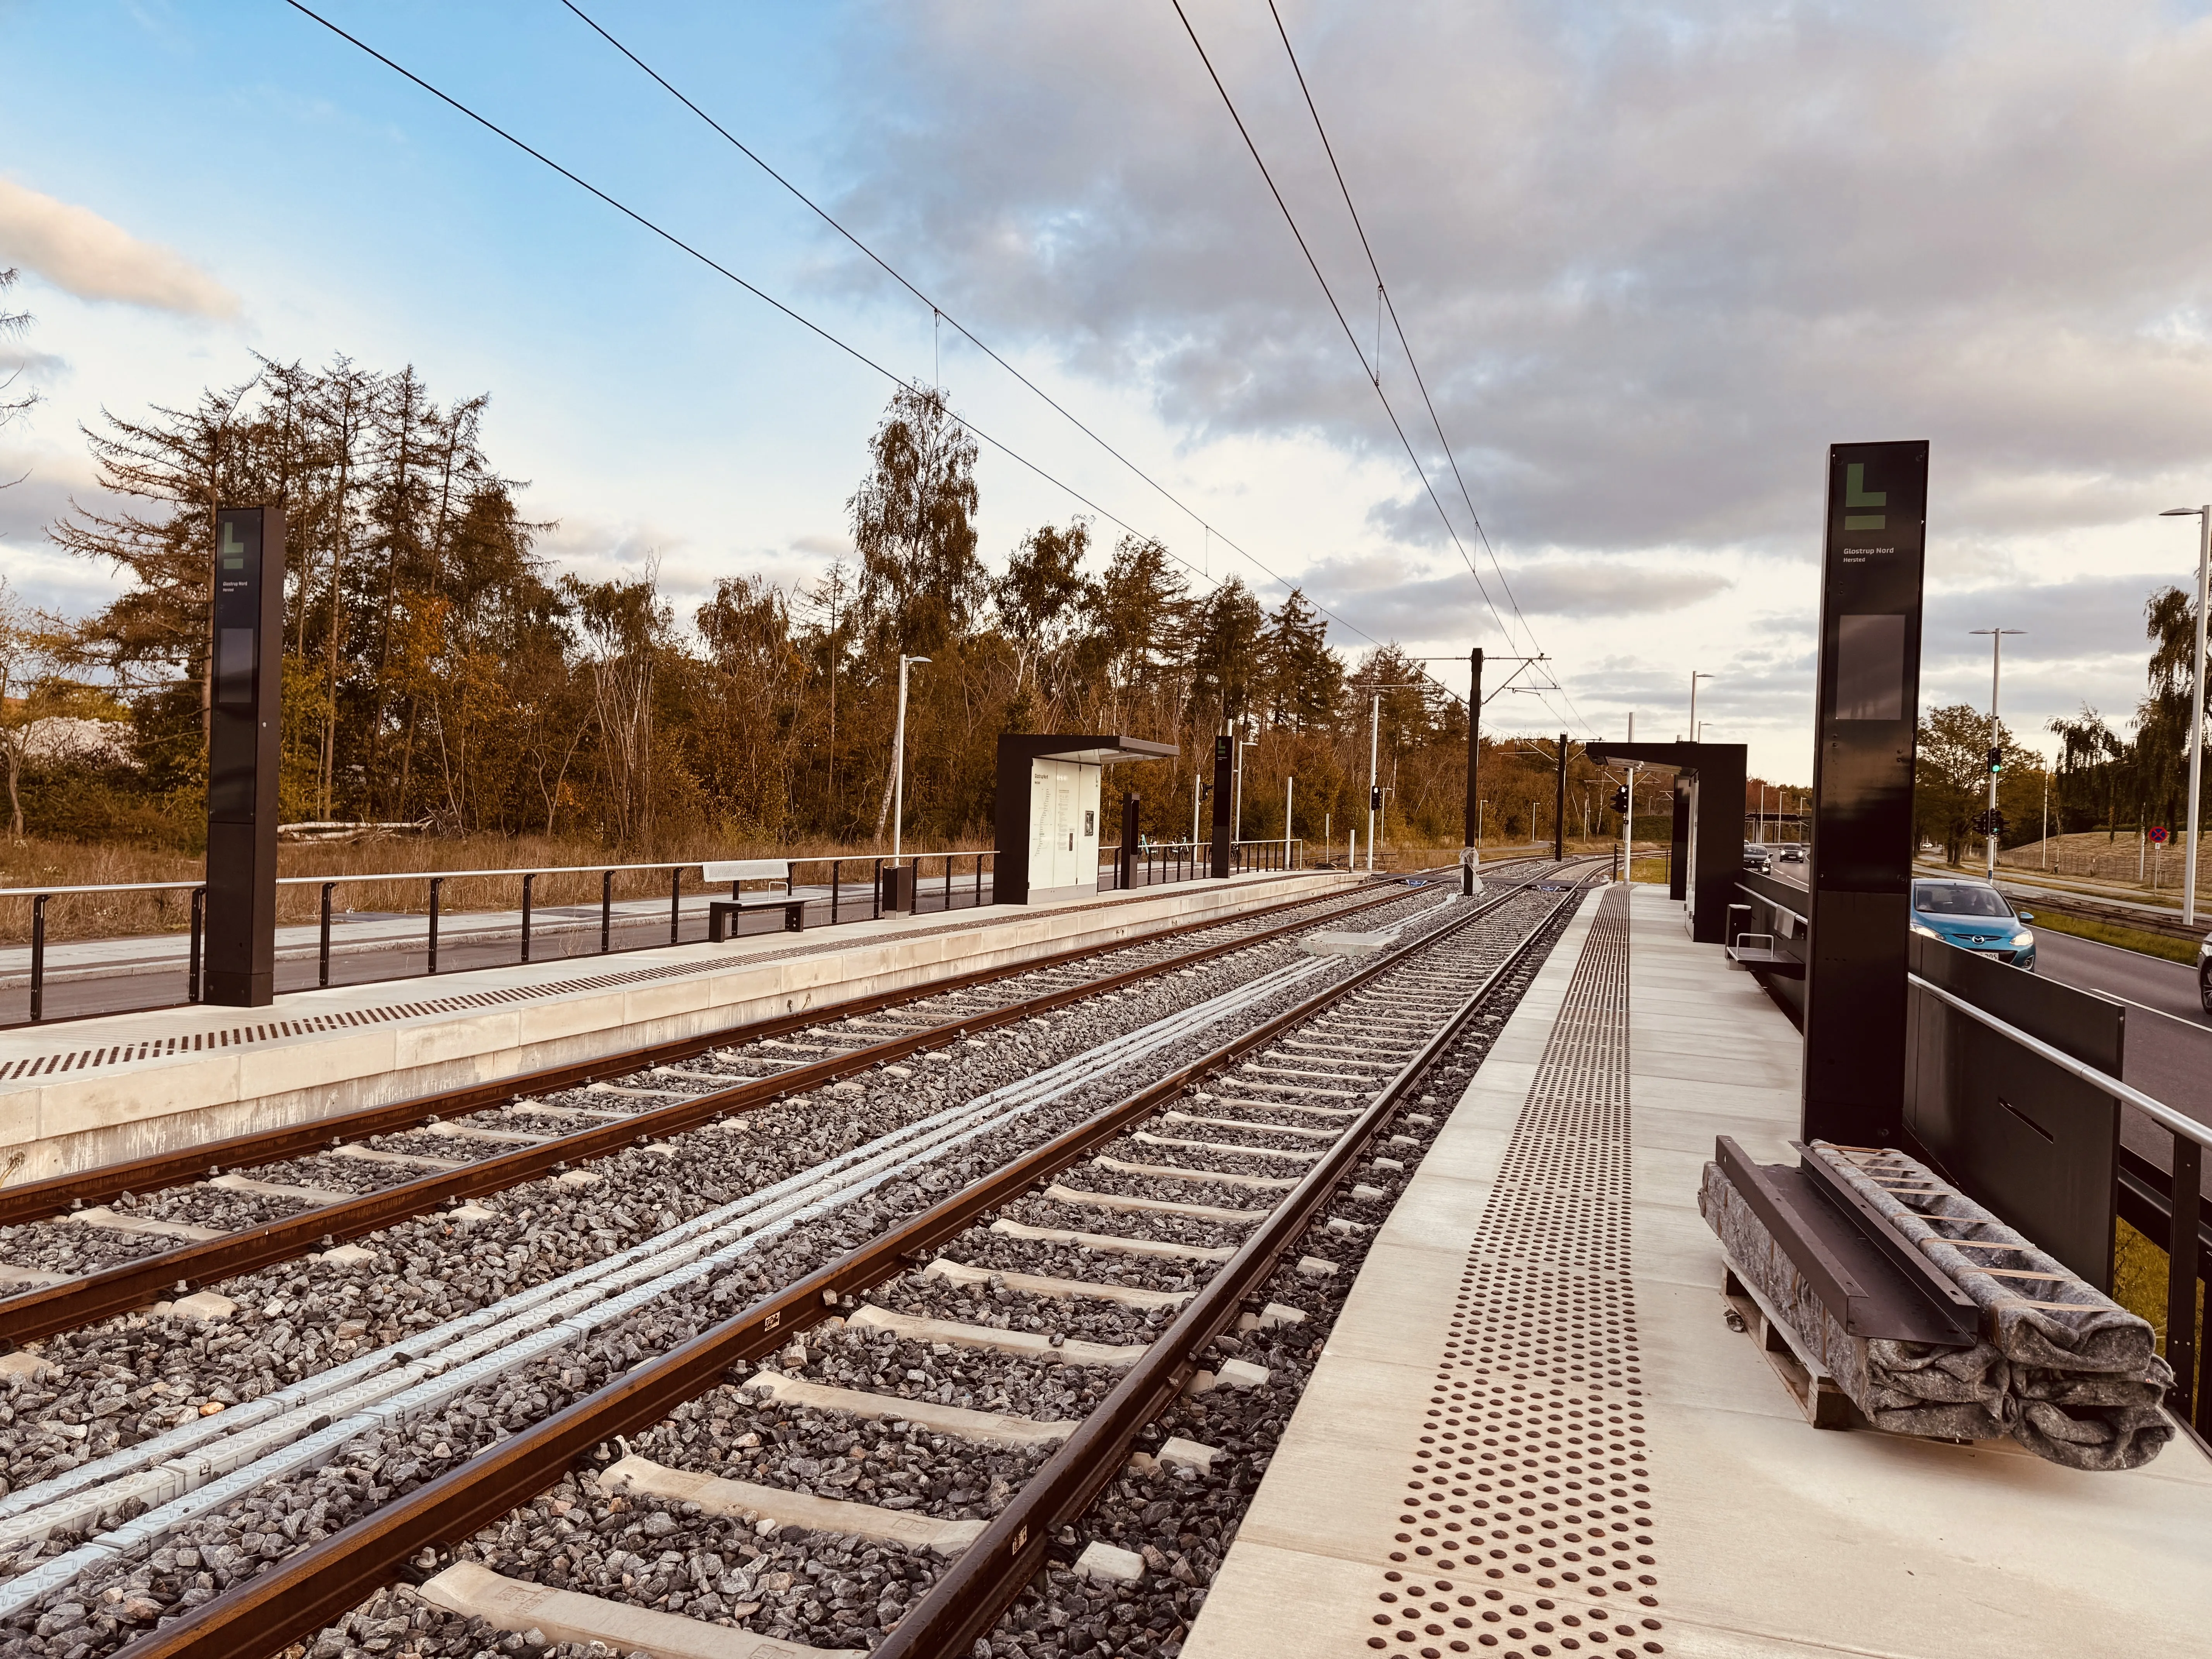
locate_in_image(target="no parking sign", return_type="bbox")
[2150,826,2170,844]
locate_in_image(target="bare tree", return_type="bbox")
[0,578,69,840]
[0,269,41,487]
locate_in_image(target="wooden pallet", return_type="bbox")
[1720,1257,1866,1431]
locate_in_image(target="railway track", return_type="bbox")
[0,860,1599,1659]
[0,873,1459,1350]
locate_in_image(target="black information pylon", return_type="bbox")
[1209,734,1233,878]
[1802,440,1929,1147]
[204,505,286,1007]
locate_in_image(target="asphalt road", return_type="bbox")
[2029,928,2211,1190]
[1759,857,2210,1188]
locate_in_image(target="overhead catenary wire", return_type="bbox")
[283,0,1436,699]
[1177,0,1595,738]
[1261,0,1535,660]
[1264,2,1600,740]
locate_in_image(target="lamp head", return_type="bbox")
[2161,508,2201,518]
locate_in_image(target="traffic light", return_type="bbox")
[1986,746,2003,775]
[1369,786,1382,812]
[1611,786,1630,814]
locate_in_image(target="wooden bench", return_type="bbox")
[702,859,807,938]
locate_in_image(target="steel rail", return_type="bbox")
[871,874,1595,1659]
[120,870,1586,1659]
[0,875,1436,1233]
[0,878,1457,1345]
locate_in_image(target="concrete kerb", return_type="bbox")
[0,872,1360,1182]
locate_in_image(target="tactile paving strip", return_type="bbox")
[1365,886,1662,1659]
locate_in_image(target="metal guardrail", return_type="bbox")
[0,840,1326,1027]
[1908,971,2209,1436]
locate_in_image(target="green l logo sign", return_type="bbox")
[1844,463,1886,531]
[220,521,248,570]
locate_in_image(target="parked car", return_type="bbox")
[1743,843,1772,873]
[1909,876,2036,970]
[1779,846,1805,863]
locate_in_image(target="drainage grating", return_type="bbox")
[1365,885,1661,1659]
[0,878,1329,1083]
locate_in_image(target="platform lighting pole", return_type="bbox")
[890,655,929,866]
[1553,733,1569,861]
[1191,769,1202,849]
[1969,628,2024,883]
[1233,728,1257,845]
[1365,683,1422,873]
[2159,506,2210,926]
[1284,775,1294,858]
[1689,672,1712,745]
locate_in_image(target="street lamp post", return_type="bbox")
[1365,684,1422,874]
[2160,506,2211,927]
[1968,629,2025,883]
[890,654,929,866]
[1689,672,1712,744]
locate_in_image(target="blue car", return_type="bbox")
[1910,877,2035,970]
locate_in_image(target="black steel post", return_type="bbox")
[1120,792,1140,891]
[188,888,205,1003]
[830,859,842,925]
[427,878,442,975]
[670,867,682,944]
[1802,439,1930,1147]
[28,895,46,1024]
[520,874,535,963]
[319,883,335,987]
[203,504,286,1006]
[1553,732,1568,862]
[2171,1133,2203,1420]
[1209,733,1232,878]
[600,871,613,953]
[1466,646,1482,848]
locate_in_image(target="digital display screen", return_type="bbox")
[216,628,255,708]
[1833,614,1905,720]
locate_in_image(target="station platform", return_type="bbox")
[0,869,1357,1183]
[1187,882,2212,1659]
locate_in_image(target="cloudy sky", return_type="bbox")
[5,0,2210,781]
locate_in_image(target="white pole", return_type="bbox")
[1285,775,1294,862]
[1232,740,1242,847]
[891,654,924,866]
[1986,634,2002,882]
[2042,767,2050,871]
[2186,506,2209,927]
[1191,768,1201,850]
[1367,694,1379,872]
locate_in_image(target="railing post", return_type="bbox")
[976,852,984,908]
[873,857,883,921]
[29,894,47,1024]
[601,870,613,953]
[830,859,842,926]
[670,866,683,945]
[2171,1132,2203,1421]
[319,882,336,987]
[521,874,536,963]
[427,877,443,975]
[189,887,205,1003]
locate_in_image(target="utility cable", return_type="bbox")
[282,0,1443,689]
[1168,0,1525,721]
[1263,0,1603,740]
[1262,0,1537,661]
[555,0,1405,668]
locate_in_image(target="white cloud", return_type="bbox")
[0,177,237,318]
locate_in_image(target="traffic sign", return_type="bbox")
[2149,826,2170,844]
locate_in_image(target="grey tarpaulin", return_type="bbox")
[1699,1142,2172,1470]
